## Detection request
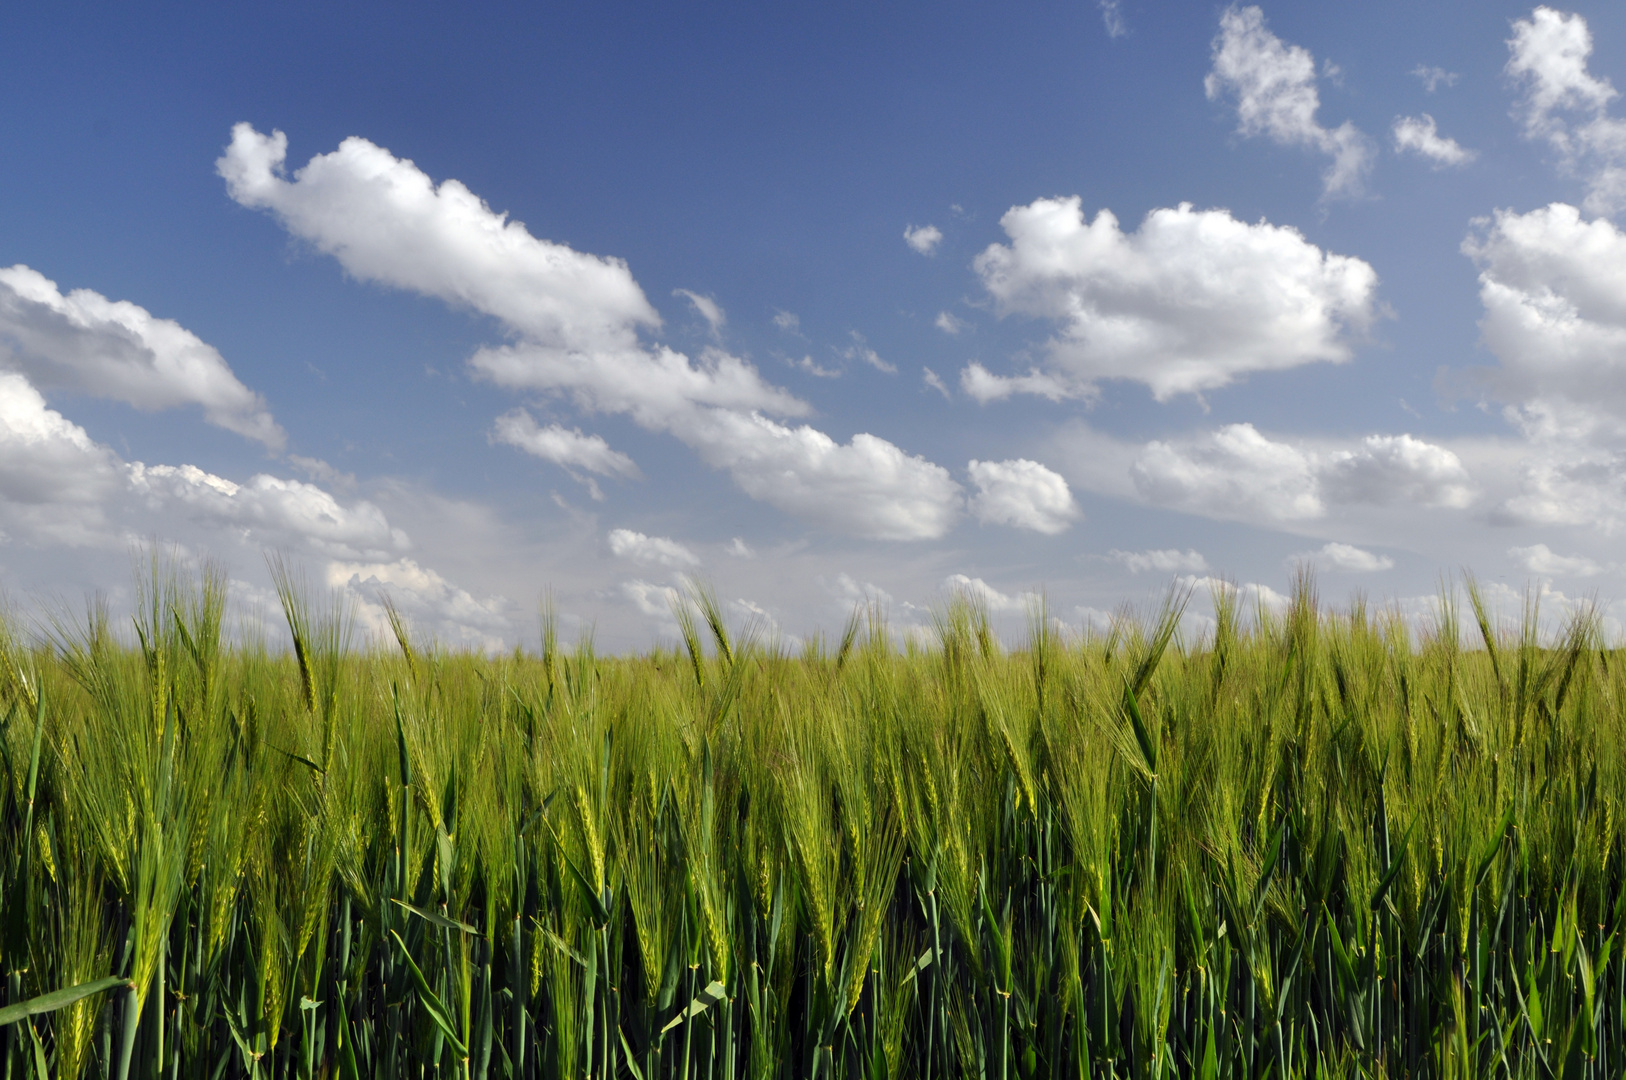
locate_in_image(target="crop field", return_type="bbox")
[1,562,1623,1080]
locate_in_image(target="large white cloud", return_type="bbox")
[966,458,1079,534]
[1506,6,1626,215]
[0,266,283,448]
[971,197,1378,400]
[1204,5,1374,199]
[225,125,961,540]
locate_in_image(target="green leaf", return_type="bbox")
[1120,678,1158,775]
[0,976,129,1028]
[1369,817,1416,912]
[388,930,468,1057]
[391,898,480,936]
[659,980,728,1035]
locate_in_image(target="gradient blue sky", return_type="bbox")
[2,1,1625,648]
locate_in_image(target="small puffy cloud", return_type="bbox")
[1463,204,1626,418]
[934,311,968,335]
[673,289,725,335]
[904,224,943,255]
[331,557,510,651]
[1205,6,1374,199]
[772,310,801,334]
[219,124,658,352]
[1108,548,1208,574]
[973,198,1377,400]
[1099,0,1126,39]
[1304,542,1394,572]
[726,537,753,558]
[944,574,1037,613]
[922,367,951,399]
[128,463,409,560]
[491,409,640,478]
[825,572,895,610]
[678,409,963,540]
[1131,425,1471,522]
[470,342,808,429]
[1185,575,1292,614]
[793,355,840,378]
[1132,423,1322,521]
[1509,542,1602,576]
[960,361,1078,404]
[0,266,282,448]
[967,458,1080,534]
[1506,7,1626,215]
[1393,115,1476,167]
[1320,434,1473,508]
[1412,65,1459,93]
[607,528,699,568]
[621,579,682,619]
[841,332,896,374]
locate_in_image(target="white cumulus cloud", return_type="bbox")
[1463,204,1626,424]
[967,458,1079,534]
[1133,423,1322,521]
[332,557,511,651]
[1205,5,1374,199]
[219,124,658,352]
[972,197,1378,400]
[1320,434,1473,508]
[607,528,700,568]
[621,579,682,620]
[1128,425,1469,523]
[904,224,943,255]
[1393,115,1476,167]
[0,266,282,448]
[128,463,408,560]
[678,409,963,541]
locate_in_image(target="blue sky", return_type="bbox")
[3,1,1626,648]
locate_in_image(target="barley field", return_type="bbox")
[1,560,1623,1079]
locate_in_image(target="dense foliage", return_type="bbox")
[1,562,1624,1079]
